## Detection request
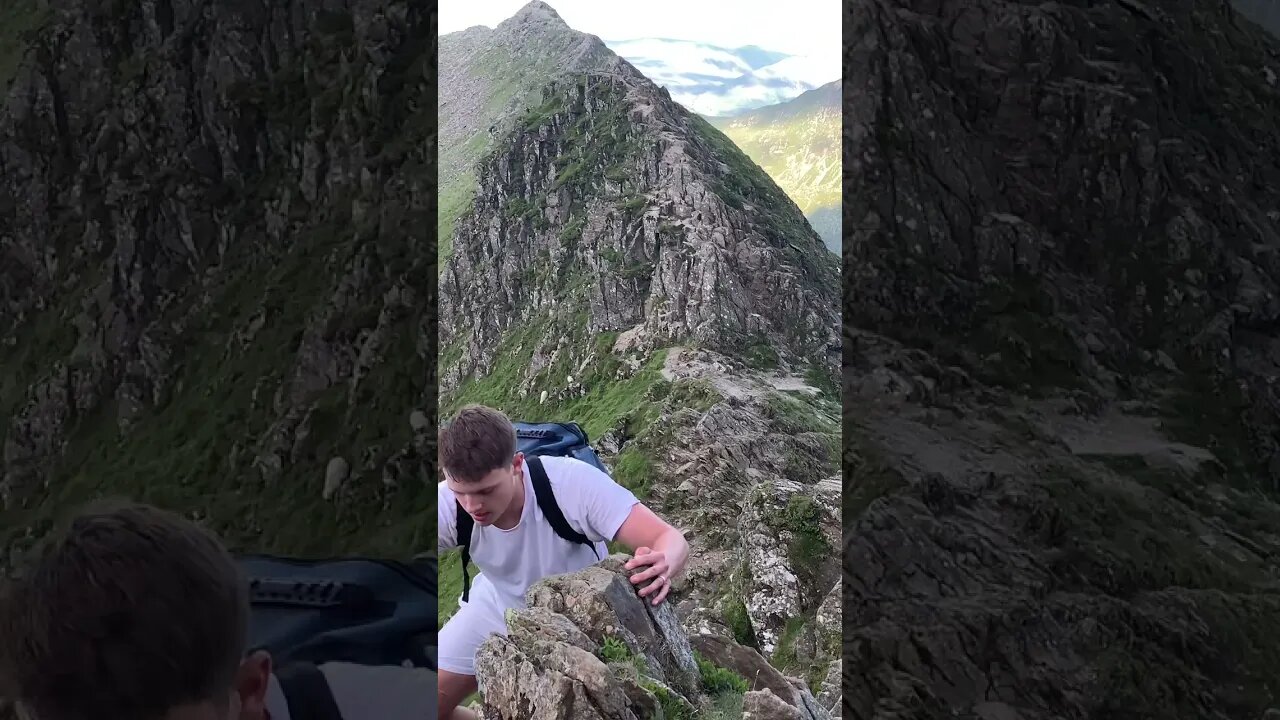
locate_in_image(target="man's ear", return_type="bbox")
[512,452,524,472]
[232,650,272,717]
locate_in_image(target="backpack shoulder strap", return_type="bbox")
[277,661,344,720]
[455,500,474,603]
[527,456,599,557]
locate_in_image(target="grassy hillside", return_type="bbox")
[706,83,840,253]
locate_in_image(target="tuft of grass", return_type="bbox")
[599,635,650,674]
[721,594,759,651]
[771,615,811,676]
[696,652,748,694]
[638,679,695,720]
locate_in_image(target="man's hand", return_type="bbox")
[614,504,689,605]
[624,546,672,605]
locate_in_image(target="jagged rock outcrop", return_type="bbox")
[0,0,435,564]
[439,66,839,401]
[475,555,832,720]
[844,0,1280,717]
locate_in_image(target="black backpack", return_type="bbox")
[235,553,437,720]
[455,422,607,603]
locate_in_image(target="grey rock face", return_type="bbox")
[842,0,1280,718]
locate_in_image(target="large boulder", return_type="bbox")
[474,555,833,720]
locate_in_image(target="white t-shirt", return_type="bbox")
[437,455,640,612]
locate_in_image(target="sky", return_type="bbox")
[438,0,840,60]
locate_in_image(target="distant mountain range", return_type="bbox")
[605,37,838,117]
[707,82,840,254]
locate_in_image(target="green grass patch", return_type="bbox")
[638,679,695,720]
[763,391,840,439]
[611,446,655,498]
[599,635,651,675]
[618,195,647,213]
[961,275,1085,395]
[1159,366,1265,487]
[771,613,826,691]
[0,301,79,440]
[845,435,909,520]
[437,548,467,629]
[723,597,759,650]
[696,652,748,694]
[804,362,839,399]
[559,214,586,246]
[522,93,564,130]
[437,168,476,271]
[444,321,670,444]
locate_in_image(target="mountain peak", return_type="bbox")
[503,1,568,28]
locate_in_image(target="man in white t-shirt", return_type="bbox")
[436,405,690,720]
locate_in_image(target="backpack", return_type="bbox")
[455,421,606,603]
[235,553,438,720]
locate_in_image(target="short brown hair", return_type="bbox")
[0,500,248,720]
[440,404,517,482]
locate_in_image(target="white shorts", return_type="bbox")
[438,580,510,676]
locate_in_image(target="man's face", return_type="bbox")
[447,454,523,526]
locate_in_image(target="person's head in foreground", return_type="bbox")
[439,404,524,528]
[0,500,273,720]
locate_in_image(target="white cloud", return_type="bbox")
[608,39,753,82]
[755,50,841,88]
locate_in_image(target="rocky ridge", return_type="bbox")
[843,0,1280,718]
[439,68,838,402]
